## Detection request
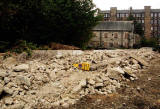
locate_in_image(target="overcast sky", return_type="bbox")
[93,0,160,10]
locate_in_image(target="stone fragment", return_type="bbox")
[130,54,149,66]
[16,75,31,86]
[72,85,82,93]
[79,79,87,87]
[0,71,7,78]
[124,67,132,74]
[62,103,69,108]
[13,64,29,72]
[5,98,13,105]
[113,67,125,74]
[95,77,103,83]
[53,101,60,107]
[4,77,10,84]
[87,79,95,85]
[3,87,13,95]
[95,83,103,87]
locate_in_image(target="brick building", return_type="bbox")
[88,21,140,48]
[100,6,160,38]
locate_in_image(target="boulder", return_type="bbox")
[13,64,29,72]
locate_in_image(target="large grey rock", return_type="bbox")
[16,75,31,86]
[13,64,29,72]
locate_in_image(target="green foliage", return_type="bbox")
[0,0,102,50]
[127,14,144,36]
[11,40,37,56]
[140,37,159,48]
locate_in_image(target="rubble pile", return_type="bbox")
[0,48,159,109]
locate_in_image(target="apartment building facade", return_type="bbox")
[100,6,160,39]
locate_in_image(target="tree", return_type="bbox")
[0,0,102,51]
[127,14,144,36]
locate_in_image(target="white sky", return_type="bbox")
[93,0,160,10]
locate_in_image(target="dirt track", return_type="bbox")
[69,58,160,109]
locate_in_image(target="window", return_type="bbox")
[114,33,118,38]
[142,20,144,23]
[154,27,157,31]
[120,14,124,17]
[117,13,119,18]
[142,13,144,17]
[155,13,157,17]
[126,14,129,17]
[125,33,129,39]
[109,43,113,47]
[151,27,153,31]
[104,33,108,38]
[159,13,160,17]
[151,20,154,24]
[151,13,154,17]
[154,20,158,24]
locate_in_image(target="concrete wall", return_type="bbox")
[88,31,140,48]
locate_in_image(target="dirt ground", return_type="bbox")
[67,58,160,109]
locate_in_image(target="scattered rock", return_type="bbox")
[13,64,29,72]
[0,49,157,108]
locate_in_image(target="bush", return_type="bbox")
[140,37,158,48]
[11,40,37,56]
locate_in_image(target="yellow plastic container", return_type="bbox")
[73,62,90,71]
